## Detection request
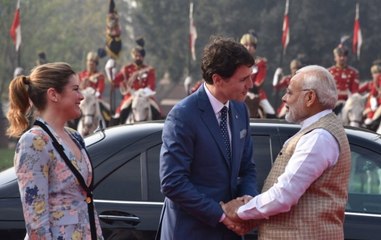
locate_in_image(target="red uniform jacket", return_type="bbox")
[113,63,156,113]
[78,70,105,98]
[328,65,359,101]
[251,57,268,100]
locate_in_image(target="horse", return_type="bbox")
[77,87,111,137]
[341,93,368,127]
[124,88,162,124]
[108,88,162,126]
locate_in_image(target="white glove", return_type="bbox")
[272,67,283,87]
[184,76,192,86]
[370,96,378,111]
[247,92,258,100]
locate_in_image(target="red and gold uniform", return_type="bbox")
[274,75,292,118]
[79,52,105,98]
[274,75,291,91]
[251,57,268,100]
[358,81,374,94]
[113,63,156,114]
[240,32,275,117]
[328,65,359,101]
[78,70,105,98]
[364,74,381,119]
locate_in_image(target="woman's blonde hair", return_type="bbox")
[6,62,75,137]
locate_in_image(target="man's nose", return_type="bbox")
[246,78,253,88]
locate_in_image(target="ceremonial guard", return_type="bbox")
[78,51,105,98]
[364,64,381,126]
[112,38,161,121]
[359,60,381,94]
[328,45,359,114]
[273,59,302,118]
[240,32,276,118]
[359,80,373,94]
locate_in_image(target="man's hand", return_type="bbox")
[237,195,253,204]
[222,216,258,236]
[220,198,245,222]
[220,198,258,236]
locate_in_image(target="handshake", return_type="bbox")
[220,196,259,236]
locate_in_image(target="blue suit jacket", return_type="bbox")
[158,85,258,240]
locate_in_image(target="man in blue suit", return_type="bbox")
[158,36,258,239]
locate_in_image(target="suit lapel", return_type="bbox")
[197,85,231,168]
[229,102,240,171]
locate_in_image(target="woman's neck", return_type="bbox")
[39,114,66,135]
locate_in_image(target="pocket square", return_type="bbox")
[240,129,247,139]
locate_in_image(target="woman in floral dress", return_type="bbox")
[6,62,103,240]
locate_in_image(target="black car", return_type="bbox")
[1,119,381,239]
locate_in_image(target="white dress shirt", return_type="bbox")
[204,83,231,140]
[237,109,340,220]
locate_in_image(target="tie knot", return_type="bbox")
[220,106,228,126]
[220,106,228,116]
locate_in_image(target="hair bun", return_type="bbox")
[22,76,30,85]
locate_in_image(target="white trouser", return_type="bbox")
[260,99,275,115]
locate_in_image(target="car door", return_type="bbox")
[245,122,298,239]
[344,132,381,239]
[92,130,163,240]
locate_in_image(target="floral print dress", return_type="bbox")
[14,120,103,240]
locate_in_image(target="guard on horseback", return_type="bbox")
[328,44,359,115]
[79,51,106,99]
[74,52,111,132]
[110,38,162,125]
[363,63,381,130]
[240,31,276,118]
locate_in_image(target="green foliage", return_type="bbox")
[0,148,14,172]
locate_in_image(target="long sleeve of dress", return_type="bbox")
[15,130,53,239]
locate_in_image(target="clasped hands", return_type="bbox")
[220,196,258,236]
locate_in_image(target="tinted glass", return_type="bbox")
[147,144,164,202]
[96,155,142,201]
[347,144,381,214]
[252,135,273,191]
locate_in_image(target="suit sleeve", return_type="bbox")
[236,104,258,197]
[159,106,224,227]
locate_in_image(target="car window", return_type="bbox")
[147,144,164,202]
[252,135,273,191]
[347,144,381,214]
[95,155,142,201]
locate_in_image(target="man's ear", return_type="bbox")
[305,90,317,107]
[212,73,223,86]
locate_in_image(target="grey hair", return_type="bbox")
[297,65,337,109]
